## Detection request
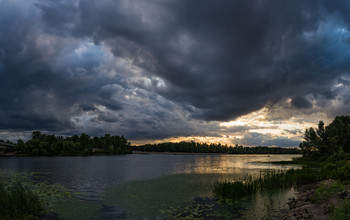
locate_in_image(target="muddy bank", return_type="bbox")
[282,180,350,220]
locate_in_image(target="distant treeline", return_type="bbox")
[0,139,13,144]
[15,131,132,156]
[133,142,301,154]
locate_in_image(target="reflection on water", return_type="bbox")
[180,154,300,174]
[240,189,296,220]
[0,154,301,219]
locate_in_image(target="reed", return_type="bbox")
[213,169,324,200]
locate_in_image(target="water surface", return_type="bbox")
[0,154,301,219]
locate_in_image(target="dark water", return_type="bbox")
[0,154,301,219]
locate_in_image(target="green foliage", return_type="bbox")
[213,181,252,200]
[327,116,350,153]
[312,181,344,202]
[331,200,350,220]
[301,116,350,157]
[15,132,131,156]
[325,160,350,181]
[327,150,350,163]
[134,142,301,154]
[0,181,44,220]
[287,169,323,185]
[213,169,324,201]
[0,170,71,213]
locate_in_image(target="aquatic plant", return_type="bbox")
[160,197,242,219]
[213,169,324,200]
[0,170,70,219]
[0,181,44,220]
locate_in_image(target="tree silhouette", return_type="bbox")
[15,132,131,156]
[301,116,350,157]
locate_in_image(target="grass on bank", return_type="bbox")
[331,200,350,220]
[214,153,350,200]
[0,181,44,220]
[0,170,70,220]
[214,153,350,220]
[312,181,345,203]
[213,168,324,201]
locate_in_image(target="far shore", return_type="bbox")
[132,151,300,155]
[132,151,227,155]
[0,151,302,157]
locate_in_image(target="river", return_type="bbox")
[0,153,301,219]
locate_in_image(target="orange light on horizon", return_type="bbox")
[131,106,332,147]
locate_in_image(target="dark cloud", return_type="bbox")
[1,0,350,146]
[53,0,349,120]
[262,138,301,148]
[291,96,313,109]
[233,132,301,147]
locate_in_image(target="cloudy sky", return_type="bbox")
[1,0,350,147]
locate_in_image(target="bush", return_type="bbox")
[327,150,350,163]
[325,161,350,181]
[312,181,344,202]
[0,181,44,220]
[331,200,350,220]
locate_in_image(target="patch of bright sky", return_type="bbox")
[220,108,268,127]
[73,40,108,66]
[219,107,317,139]
[132,135,241,146]
[129,102,333,147]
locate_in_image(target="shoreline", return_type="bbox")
[1,151,301,157]
[132,151,301,155]
[282,180,349,220]
[132,151,228,155]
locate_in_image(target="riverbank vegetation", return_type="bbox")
[0,170,70,219]
[300,115,350,159]
[213,169,324,201]
[214,115,350,219]
[0,181,44,220]
[134,142,301,154]
[331,200,350,220]
[14,132,132,156]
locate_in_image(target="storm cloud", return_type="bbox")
[1,0,350,146]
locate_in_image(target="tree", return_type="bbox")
[301,116,350,157]
[79,133,90,148]
[325,116,350,153]
[32,131,43,140]
[15,132,131,155]
[16,139,25,153]
[300,126,321,156]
